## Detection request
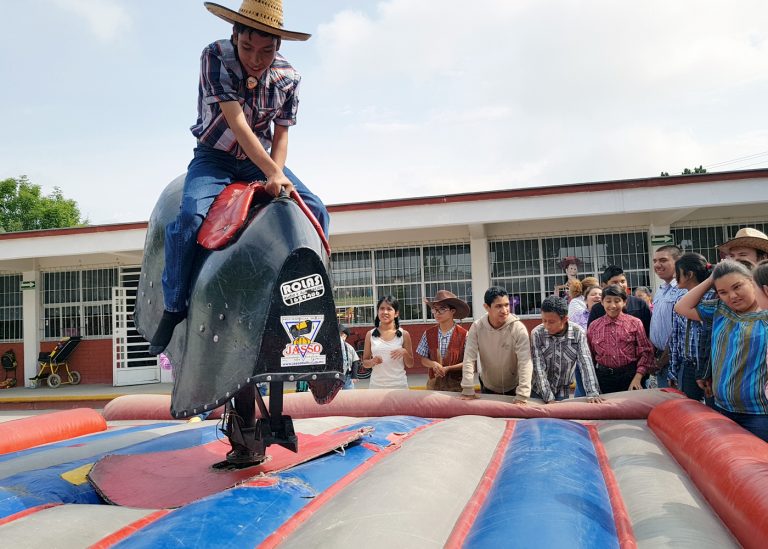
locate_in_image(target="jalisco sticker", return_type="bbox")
[280,315,326,367]
[280,274,325,306]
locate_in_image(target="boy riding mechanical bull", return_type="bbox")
[134,0,343,469]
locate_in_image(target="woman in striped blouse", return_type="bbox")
[674,260,768,442]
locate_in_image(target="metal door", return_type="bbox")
[112,267,160,386]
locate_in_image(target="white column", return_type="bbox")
[469,224,489,318]
[21,270,41,387]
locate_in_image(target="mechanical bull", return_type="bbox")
[134,175,344,467]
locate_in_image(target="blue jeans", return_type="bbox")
[714,405,768,442]
[654,366,670,389]
[343,374,354,390]
[573,367,585,398]
[162,144,330,312]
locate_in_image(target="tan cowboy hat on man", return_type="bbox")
[205,0,311,41]
[718,227,768,264]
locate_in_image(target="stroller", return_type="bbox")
[0,349,17,389]
[29,336,83,388]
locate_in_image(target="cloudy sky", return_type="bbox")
[2,0,768,225]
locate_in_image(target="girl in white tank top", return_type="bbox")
[363,295,414,390]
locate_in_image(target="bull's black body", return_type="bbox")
[134,175,343,422]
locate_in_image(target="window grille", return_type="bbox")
[489,238,541,315]
[490,231,650,317]
[670,226,722,264]
[671,220,768,264]
[423,243,472,320]
[331,242,472,324]
[0,274,22,342]
[42,268,118,339]
[331,250,375,326]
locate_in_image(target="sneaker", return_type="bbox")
[148,310,186,355]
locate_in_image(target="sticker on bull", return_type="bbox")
[280,315,326,367]
[280,274,325,306]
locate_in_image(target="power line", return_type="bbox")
[704,150,768,169]
[723,158,768,170]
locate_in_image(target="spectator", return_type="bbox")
[587,285,655,393]
[362,296,414,390]
[531,296,602,404]
[573,285,602,331]
[649,245,685,388]
[339,325,357,390]
[634,287,653,310]
[416,290,470,392]
[674,260,768,442]
[567,276,599,323]
[755,260,768,310]
[460,286,532,403]
[717,227,768,265]
[668,253,714,401]
[588,265,652,335]
[572,284,602,397]
[567,278,583,302]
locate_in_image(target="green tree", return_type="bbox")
[660,166,707,177]
[0,175,86,232]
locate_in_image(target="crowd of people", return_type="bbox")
[350,227,768,443]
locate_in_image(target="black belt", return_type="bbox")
[595,362,637,375]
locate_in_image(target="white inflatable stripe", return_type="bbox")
[597,421,738,548]
[280,415,508,549]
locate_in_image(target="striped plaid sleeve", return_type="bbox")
[274,74,300,126]
[200,44,240,105]
[530,327,554,402]
[574,326,601,397]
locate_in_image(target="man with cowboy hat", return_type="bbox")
[149,1,327,468]
[149,0,327,357]
[718,227,768,265]
[416,291,470,392]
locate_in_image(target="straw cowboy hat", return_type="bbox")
[718,227,768,255]
[424,290,471,319]
[205,0,311,41]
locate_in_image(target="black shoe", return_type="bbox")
[148,310,186,355]
[212,450,267,470]
[215,417,266,469]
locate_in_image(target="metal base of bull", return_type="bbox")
[218,382,299,468]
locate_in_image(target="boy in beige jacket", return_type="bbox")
[460,286,533,404]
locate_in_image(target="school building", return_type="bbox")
[1,169,766,387]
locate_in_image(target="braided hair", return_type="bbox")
[372,295,402,337]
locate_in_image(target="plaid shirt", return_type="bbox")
[531,322,600,401]
[587,313,655,375]
[669,289,715,381]
[191,39,301,159]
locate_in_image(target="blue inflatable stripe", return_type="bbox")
[0,425,221,519]
[464,418,619,549]
[111,416,432,548]
[0,423,177,464]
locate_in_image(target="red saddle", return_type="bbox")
[197,182,330,254]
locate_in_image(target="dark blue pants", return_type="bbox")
[714,405,768,442]
[162,144,329,312]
